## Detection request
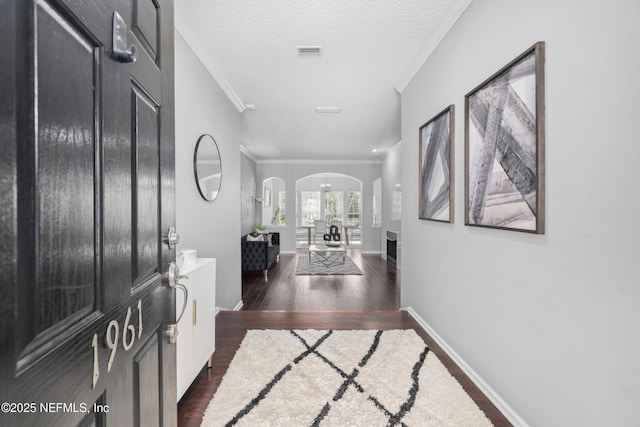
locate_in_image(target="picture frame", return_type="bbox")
[465,41,545,234]
[419,105,455,223]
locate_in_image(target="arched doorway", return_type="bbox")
[295,173,362,248]
[261,177,286,226]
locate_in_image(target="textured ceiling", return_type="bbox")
[175,0,457,160]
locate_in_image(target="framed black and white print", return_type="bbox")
[465,42,545,233]
[419,105,455,222]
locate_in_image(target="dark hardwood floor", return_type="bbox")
[177,251,512,426]
[242,250,401,310]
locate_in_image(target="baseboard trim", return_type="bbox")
[402,306,528,427]
[280,251,296,254]
[215,301,243,315]
[361,251,381,255]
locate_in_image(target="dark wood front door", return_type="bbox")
[0,0,176,425]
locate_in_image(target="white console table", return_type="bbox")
[176,258,216,401]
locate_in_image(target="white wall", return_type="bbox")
[240,151,257,235]
[256,161,382,253]
[175,31,243,310]
[381,142,402,266]
[400,1,640,425]
[402,0,640,426]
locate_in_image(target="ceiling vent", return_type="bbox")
[297,46,323,55]
[315,107,341,113]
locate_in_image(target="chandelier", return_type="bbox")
[320,174,332,192]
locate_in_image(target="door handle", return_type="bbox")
[166,262,189,321]
[164,262,189,344]
[112,11,138,63]
[165,261,188,289]
[175,283,188,324]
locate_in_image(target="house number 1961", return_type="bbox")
[91,299,143,388]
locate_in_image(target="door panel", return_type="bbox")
[134,333,161,426]
[133,0,160,63]
[0,0,176,425]
[132,83,161,285]
[106,352,134,426]
[29,0,99,350]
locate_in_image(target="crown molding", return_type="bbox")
[380,140,402,159]
[256,159,381,165]
[239,145,258,162]
[174,9,246,113]
[394,0,474,93]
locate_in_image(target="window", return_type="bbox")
[298,190,360,226]
[299,191,321,225]
[372,178,381,225]
[324,191,343,223]
[278,191,286,225]
[346,191,361,226]
[295,173,363,247]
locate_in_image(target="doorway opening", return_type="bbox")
[295,173,362,248]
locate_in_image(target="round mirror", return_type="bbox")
[194,134,222,201]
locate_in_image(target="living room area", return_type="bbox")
[239,157,398,309]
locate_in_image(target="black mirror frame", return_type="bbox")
[194,134,222,202]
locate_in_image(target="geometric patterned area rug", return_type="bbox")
[295,256,363,275]
[200,329,492,426]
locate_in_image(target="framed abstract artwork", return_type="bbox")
[419,105,455,222]
[465,41,545,233]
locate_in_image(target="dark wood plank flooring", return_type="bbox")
[178,252,511,426]
[242,250,401,310]
[178,311,511,426]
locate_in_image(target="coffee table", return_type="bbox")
[308,244,346,268]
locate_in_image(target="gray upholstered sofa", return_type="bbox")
[241,232,280,279]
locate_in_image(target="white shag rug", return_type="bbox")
[201,329,492,427]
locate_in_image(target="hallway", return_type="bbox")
[178,254,511,426]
